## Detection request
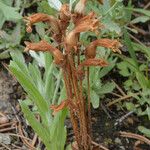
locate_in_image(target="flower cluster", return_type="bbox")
[24,1,121,149]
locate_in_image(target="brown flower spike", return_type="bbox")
[24,3,122,150]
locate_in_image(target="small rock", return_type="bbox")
[0,133,11,145]
[119,146,125,150]
[0,116,9,124]
[114,137,122,145]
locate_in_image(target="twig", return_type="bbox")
[92,141,109,150]
[107,93,140,107]
[120,131,150,145]
[31,134,38,147]
[7,133,32,142]
[111,92,122,98]
[101,103,111,119]
[112,80,126,96]
[0,112,5,117]
[129,33,146,46]
[144,2,150,9]
[0,143,11,150]
[0,121,17,128]
[114,111,134,126]
[18,123,36,150]
[0,127,16,132]
[129,24,148,35]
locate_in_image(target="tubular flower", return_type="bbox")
[65,12,100,50]
[74,0,87,14]
[59,4,70,21]
[59,4,71,34]
[85,38,122,58]
[24,13,61,34]
[24,40,56,52]
[76,58,108,80]
[24,40,65,67]
[79,58,109,67]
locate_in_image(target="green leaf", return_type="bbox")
[125,102,136,111]
[48,0,62,10]
[131,16,150,24]
[99,58,116,78]
[0,2,22,21]
[103,19,121,34]
[138,126,150,138]
[50,109,67,150]
[9,56,52,126]
[146,107,150,120]
[127,8,150,17]
[123,29,138,67]
[136,72,148,89]
[20,101,51,149]
[96,82,115,95]
[91,90,100,108]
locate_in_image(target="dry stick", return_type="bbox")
[31,134,38,147]
[112,80,126,96]
[0,112,5,117]
[111,92,122,98]
[144,2,150,9]
[0,121,17,128]
[8,133,33,142]
[18,123,36,150]
[120,131,150,145]
[0,127,16,132]
[107,93,140,107]
[0,143,11,150]
[130,24,148,35]
[91,141,109,150]
[129,33,146,46]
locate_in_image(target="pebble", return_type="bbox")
[0,116,9,124]
[114,137,122,145]
[0,133,11,145]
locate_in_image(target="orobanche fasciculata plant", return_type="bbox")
[22,0,121,149]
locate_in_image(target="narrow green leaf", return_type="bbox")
[20,101,51,149]
[123,29,138,67]
[91,90,100,108]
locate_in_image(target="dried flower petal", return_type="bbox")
[60,4,70,21]
[76,58,108,80]
[65,12,100,50]
[79,58,109,67]
[85,38,122,58]
[24,40,56,52]
[24,40,65,67]
[24,13,60,34]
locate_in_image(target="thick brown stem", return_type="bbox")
[62,69,81,149]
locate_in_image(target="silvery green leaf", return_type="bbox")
[48,0,62,11]
[29,51,45,67]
